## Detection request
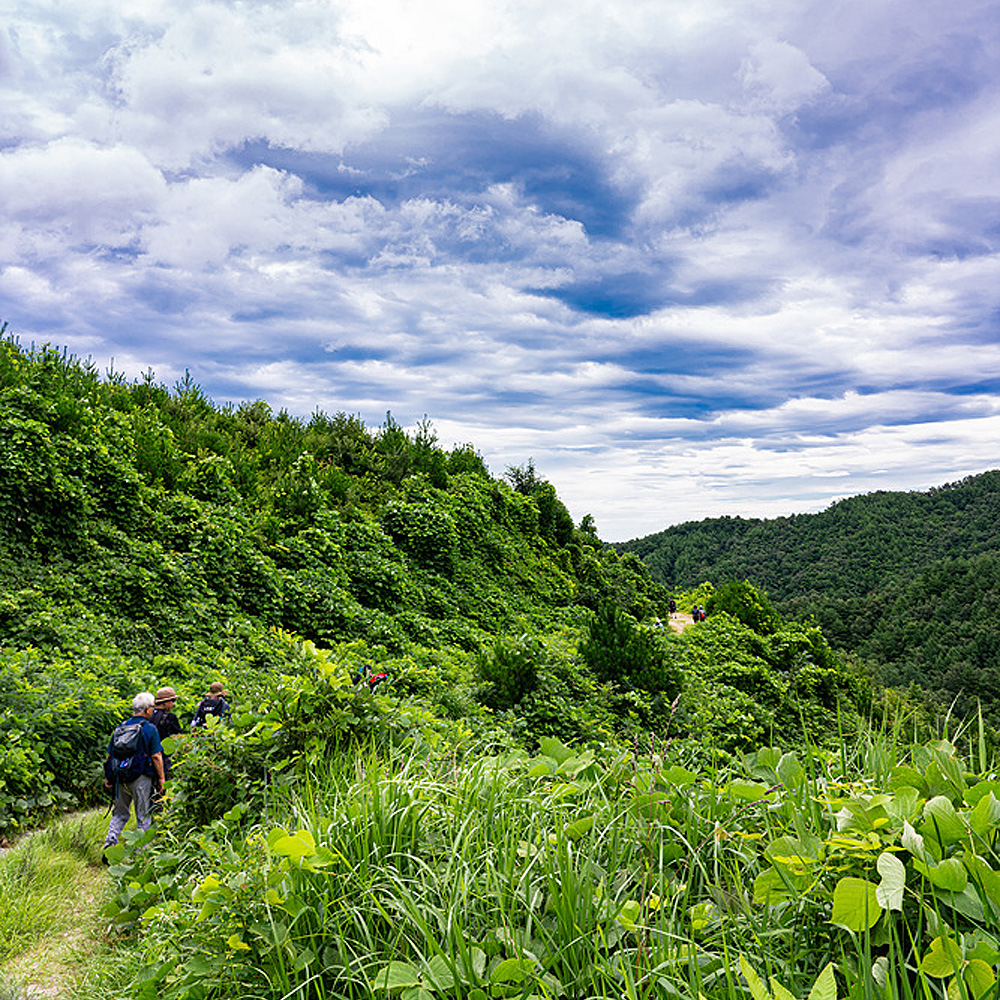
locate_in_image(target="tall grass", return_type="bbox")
[0,810,108,961]
[107,723,1000,1000]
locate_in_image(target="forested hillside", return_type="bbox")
[0,336,973,1000]
[0,335,876,836]
[618,473,1000,721]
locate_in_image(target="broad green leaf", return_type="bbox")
[969,793,1000,839]
[269,831,317,860]
[281,895,310,919]
[831,877,883,932]
[966,781,1000,807]
[370,961,422,991]
[807,963,837,1000]
[876,851,906,911]
[890,765,929,797]
[423,955,455,991]
[490,958,534,984]
[565,814,595,840]
[967,939,1000,966]
[103,842,127,864]
[770,978,797,1000]
[401,989,434,1000]
[186,955,216,976]
[727,780,770,802]
[309,845,339,868]
[753,868,787,905]
[538,737,573,764]
[738,955,771,1000]
[872,956,889,988]
[836,800,880,832]
[921,796,967,847]
[750,747,783,775]
[766,833,823,868]
[776,753,805,788]
[528,760,554,778]
[914,857,968,893]
[901,821,930,862]
[938,884,986,922]
[689,901,717,931]
[557,751,595,778]
[920,936,963,977]
[753,868,795,905]
[192,874,222,903]
[292,947,316,972]
[886,786,920,823]
[222,803,244,822]
[266,827,290,849]
[616,899,641,930]
[929,749,968,800]
[226,934,251,951]
[961,960,996,1000]
[662,765,697,786]
[467,947,487,980]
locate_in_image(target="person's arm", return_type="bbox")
[151,751,165,790]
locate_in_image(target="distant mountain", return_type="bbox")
[617,472,1000,718]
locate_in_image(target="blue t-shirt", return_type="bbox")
[108,716,163,776]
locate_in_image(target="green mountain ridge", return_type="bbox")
[618,470,1000,719]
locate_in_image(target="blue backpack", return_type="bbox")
[103,719,150,786]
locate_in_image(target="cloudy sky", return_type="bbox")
[2,0,998,540]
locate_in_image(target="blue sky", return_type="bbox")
[2,0,998,540]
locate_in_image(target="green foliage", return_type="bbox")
[0,335,873,840]
[94,731,1000,1000]
[579,601,681,698]
[707,579,781,634]
[619,472,1000,724]
[476,634,543,709]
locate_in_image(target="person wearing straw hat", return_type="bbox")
[150,687,182,778]
[191,681,231,730]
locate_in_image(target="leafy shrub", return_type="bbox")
[477,635,543,709]
[579,602,682,698]
[381,499,459,575]
[707,579,781,634]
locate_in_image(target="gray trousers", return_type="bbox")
[104,774,155,847]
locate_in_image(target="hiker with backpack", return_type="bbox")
[191,681,231,729]
[102,692,165,858]
[151,686,182,779]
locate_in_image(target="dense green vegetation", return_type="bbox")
[618,474,1000,725]
[1,335,967,1000]
[0,336,873,836]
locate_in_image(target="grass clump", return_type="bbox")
[0,810,117,997]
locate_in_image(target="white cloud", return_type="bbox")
[1,0,998,542]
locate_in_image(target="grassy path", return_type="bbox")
[668,611,694,632]
[0,810,121,1000]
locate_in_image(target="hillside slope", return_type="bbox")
[620,472,1000,602]
[0,337,882,838]
[618,472,1000,717]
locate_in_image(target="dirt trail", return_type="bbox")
[667,612,694,633]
